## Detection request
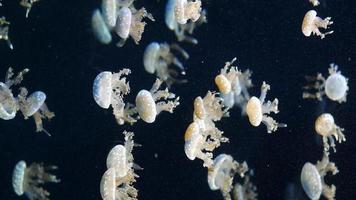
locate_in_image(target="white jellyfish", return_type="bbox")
[135,78,180,123]
[0,17,13,49]
[309,0,320,6]
[245,81,287,133]
[12,160,60,200]
[214,58,253,112]
[233,173,258,200]
[300,153,338,200]
[20,0,41,18]
[174,0,202,24]
[92,9,113,45]
[315,113,346,153]
[102,0,117,28]
[165,0,207,44]
[303,63,349,103]
[207,154,248,200]
[100,131,140,200]
[143,42,189,87]
[302,10,333,39]
[93,69,138,125]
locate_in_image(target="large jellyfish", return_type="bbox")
[302,10,333,39]
[143,42,189,87]
[303,63,349,103]
[12,160,60,200]
[0,16,13,49]
[300,153,338,200]
[20,0,41,18]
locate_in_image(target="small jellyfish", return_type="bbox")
[0,16,14,49]
[245,82,287,133]
[93,69,138,125]
[302,10,333,39]
[100,131,140,200]
[300,153,339,200]
[143,42,189,87]
[207,154,248,200]
[92,9,113,45]
[20,0,41,18]
[135,78,180,123]
[315,113,346,153]
[309,0,320,6]
[303,63,349,103]
[102,0,117,28]
[174,0,202,24]
[12,160,60,200]
[233,172,258,200]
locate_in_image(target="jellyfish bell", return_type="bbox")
[115,7,132,40]
[300,162,322,200]
[25,91,46,117]
[135,89,157,123]
[106,144,129,177]
[184,122,203,160]
[12,160,26,196]
[102,0,117,28]
[0,82,17,120]
[165,0,176,30]
[92,9,112,45]
[325,73,348,101]
[315,113,334,137]
[143,42,160,74]
[100,167,116,200]
[93,71,112,109]
[207,154,233,190]
[246,96,262,127]
[215,74,231,95]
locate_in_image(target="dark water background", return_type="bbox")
[0,0,355,199]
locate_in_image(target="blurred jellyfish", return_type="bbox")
[12,160,60,200]
[184,91,229,167]
[143,42,189,87]
[0,17,13,49]
[207,154,248,200]
[135,78,180,123]
[233,172,258,200]
[93,69,139,125]
[20,0,41,18]
[315,113,345,153]
[92,9,113,45]
[309,0,320,6]
[246,81,287,133]
[214,58,253,113]
[300,153,338,200]
[100,131,140,200]
[165,0,207,44]
[174,0,202,24]
[303,63,349,103]
[101,0,117,28]
[302,10,333,39]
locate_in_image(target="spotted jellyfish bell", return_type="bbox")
[0,82,17,120]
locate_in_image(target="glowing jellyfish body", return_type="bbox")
[301,153,338,200]
[23,91,46,117]
[100,167,116,200]
[174,0,202,24]
[93,71,113,109]
[102,0,117,28]
[246,82,286,133]
[315,113,346,153]
[0,82,17,120]
[92,9,112,45]
[115,7,132,39]
[302,10,333,39]
[12,160,60,200]
[106,144,130,177]
[303,63,348,103]
[135,89,157,123]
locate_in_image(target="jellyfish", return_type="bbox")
[12,160,60,200]
[92,9,113,45]
[302,10,333,39]
[214,58,253,112]
[20,0,41,18]
[232,172,258,200]
[135,78,180,123]
[165,0,207,44]
[100,131,140,200]
[303,63,349,103]
[143,42,189,87]
[93,69,138,125]
[207,154,248,200]
[174,0,202,24]
[309,0,320,6]
[0,16,13,49]
[245,81,287,133]
[300,153,338,200]
[315,113,346,153]
[102,0,117,28]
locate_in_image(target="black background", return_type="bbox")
[0,0,355,199]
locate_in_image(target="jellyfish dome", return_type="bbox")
[25,91,46,117]
[106,144,129,177]
[300,162,322,200]
[93,71,112,109]
[325,73,348,101]
[135,89,157,123]
[12,160,26,196]
[0,82,17,120]
[100,167,116,200]
[143,42,160,74]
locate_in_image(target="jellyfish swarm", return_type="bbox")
[100,131,140,200]
[143,42,189,87]
[165,0,206,44]
[20,0,41,18]
[315,113,346,153]
[184,91,229,168]
[300,153,339,200]
[0,16,13,49]
[303,63,349,103]
[207,154,248,200]
[233,173,258,200]
[214,58,253,113]
[302,10,333,39]
[245,81,287,133]
[12,160,60,200]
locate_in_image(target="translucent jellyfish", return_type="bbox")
[135,78,180,123]
[232,172,258,200]
[0,16,13,49]
[100,131,140,200]
[174,0,202,24]
[245,82,287,133]
[300,153,339,200]
[309,0,320,6]
[214,58,253,112]
[143,42,189,87]
[165,0,207,44]
[315,113,346,153]
[207,154,248,200]
[102,0,117,28]
[92,9,113,45]
[302,10,333,39]
[12,160,60,200]
[20,0,41,18]
[303,63,349,103]
[184,91,229,167]
[93,69,138,125]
